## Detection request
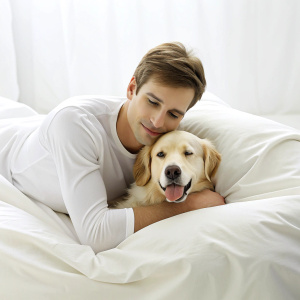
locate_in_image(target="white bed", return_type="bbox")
[1,93,300,300]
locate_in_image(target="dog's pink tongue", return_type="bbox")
[165,184,184,202]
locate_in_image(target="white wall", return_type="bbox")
[1,0,299,115]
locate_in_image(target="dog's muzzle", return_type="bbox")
[159,179,192,203]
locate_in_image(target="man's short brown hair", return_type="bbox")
[133,42,206,109]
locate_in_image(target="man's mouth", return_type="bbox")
[159,179,192,203]
[142,124,162,137]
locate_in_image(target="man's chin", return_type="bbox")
[136,134,159,147]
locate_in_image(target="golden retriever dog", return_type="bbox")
[114,130,221,208]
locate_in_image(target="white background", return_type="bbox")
[0,0,299,116]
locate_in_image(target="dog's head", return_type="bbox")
[133,130,221,203]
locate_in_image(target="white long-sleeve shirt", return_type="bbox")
[0,96,136,253]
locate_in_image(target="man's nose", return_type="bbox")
[151,111,165,128]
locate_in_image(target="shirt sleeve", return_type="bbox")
[40,106,134,253]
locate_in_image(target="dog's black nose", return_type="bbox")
[165,165,181,180]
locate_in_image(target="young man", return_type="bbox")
[0,42,225,253]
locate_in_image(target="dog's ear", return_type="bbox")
[201,139,221,182]
[133,145,152,186]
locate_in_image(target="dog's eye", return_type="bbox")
[157,151,165,158]
[185,151,193,156]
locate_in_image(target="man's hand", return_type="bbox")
[133,189,225,232]
[184,189,225,211]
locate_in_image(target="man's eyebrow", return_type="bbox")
[146,92,164,103]
[146,92,185,115]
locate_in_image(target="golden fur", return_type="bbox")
[113,131,221,208]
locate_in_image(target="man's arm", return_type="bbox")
[133,189,225,232]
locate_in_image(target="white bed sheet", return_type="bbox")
[1,174,300,299]
[1,95,300,299]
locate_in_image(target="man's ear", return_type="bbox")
[201,139,221,182]
[133,145,152,186]
[127,76,137,100]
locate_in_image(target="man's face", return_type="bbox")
[126,77,194,148]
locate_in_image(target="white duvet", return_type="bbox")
[1,94,300,300]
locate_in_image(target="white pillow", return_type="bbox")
[179,92,300,203]
[0,96,37,118]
